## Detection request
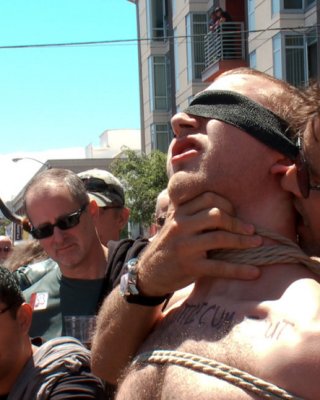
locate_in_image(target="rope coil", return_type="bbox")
[134,350,304,400]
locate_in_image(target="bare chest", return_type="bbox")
[117,291,320,400]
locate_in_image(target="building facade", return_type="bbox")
[128,0,319,154]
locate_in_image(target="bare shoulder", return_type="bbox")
[258,278,320,399]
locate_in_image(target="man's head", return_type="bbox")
[0,236,12,264]
[215,7,222,16]
[167,68,301,239]
[0,266,32,395]
[23,168,102,274]
[280,82,320,255]
[78,169,130,245]
[154,189,170,233]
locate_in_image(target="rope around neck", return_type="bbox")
[133,350,304,400]
[208,226,320,275]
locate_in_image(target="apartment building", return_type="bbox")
[128,0,319,154]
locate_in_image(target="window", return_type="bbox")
[249,50,256,69]
[151,123,171,152]
[248,0,255,32]
[272,30,318,87]
[279,0,315,10]
[146,0,168,41]
[172,0,176,16]
[186,13,207,82]
[272,33,282,79]
[271,0,280,16]
[283,0,302,8]
[285,34,305,86]
[173,28,180,92]
[306,29,318,81]
[148,56,170,112]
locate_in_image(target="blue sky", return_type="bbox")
[0,0,139,153]
[0,0,140,200]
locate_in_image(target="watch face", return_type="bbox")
[120,272,130,297]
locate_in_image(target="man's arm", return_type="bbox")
[91,192,262,383]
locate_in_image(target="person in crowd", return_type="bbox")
[78,169,130,246]
[4,239,48,271]
[0,235,13,265]
[92,68,320,399]
[13,168,130,292]
[209,6,232,32]
[280,81,320,256]
[0,265,106,399]
[149,188,170,240]
[21,168,125,343]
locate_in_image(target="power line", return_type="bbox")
[0,25,318,50]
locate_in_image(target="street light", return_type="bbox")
[12,157,51,169]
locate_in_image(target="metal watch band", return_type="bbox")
[120,258,172,307]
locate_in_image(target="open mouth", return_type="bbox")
[171,137,201,162]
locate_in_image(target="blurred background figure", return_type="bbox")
[78,169,130,245]
[149,188,169,240]
[0,235,13,265]
[4,240,47,271]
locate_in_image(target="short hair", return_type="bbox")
[0,266,24,317]
[291,81,320,135]
[219,67,303,141]
[23,168,90,215]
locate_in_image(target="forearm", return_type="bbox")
[91,286,163,384]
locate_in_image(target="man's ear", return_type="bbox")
[17,303,33,334]
[88,199,99,217]
[271,161,303,198]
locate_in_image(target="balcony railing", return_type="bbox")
[204,22,245,68]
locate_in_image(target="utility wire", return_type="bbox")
[0,25,318,50]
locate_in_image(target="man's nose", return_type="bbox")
[51,226,67,243]
[170,112,200,138]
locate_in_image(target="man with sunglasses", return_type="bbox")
[92,69,320,399]
[78,168,130,246]
[0,266,107,399]
[21,168,125,344]
[149,188,169,240]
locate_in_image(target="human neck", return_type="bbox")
[0,342,32,396]
[60,244,108,280]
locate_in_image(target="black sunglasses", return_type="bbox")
[30,203,88,240]
[156,216,166,227]
[296,138,320,199]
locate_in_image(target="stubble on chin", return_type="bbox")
[168,169,209,206]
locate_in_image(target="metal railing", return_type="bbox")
[204,22,245,68]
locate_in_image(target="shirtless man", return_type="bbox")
[92,69,320,399]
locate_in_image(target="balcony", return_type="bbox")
[202,22,247,82]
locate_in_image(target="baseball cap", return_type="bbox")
[78,169,125,207]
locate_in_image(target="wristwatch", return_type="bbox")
[120,258,172,306]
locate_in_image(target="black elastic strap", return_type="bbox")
[183,90,298,160]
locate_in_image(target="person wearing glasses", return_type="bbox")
[20,168,123,346]
[280,82,320,257]
[92,69,320,399]
[0,235,12,265]
[0,266,107,399]
[78,168,130,246]
[149,188,169,240]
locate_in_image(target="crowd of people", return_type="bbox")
[1,67,320,399]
